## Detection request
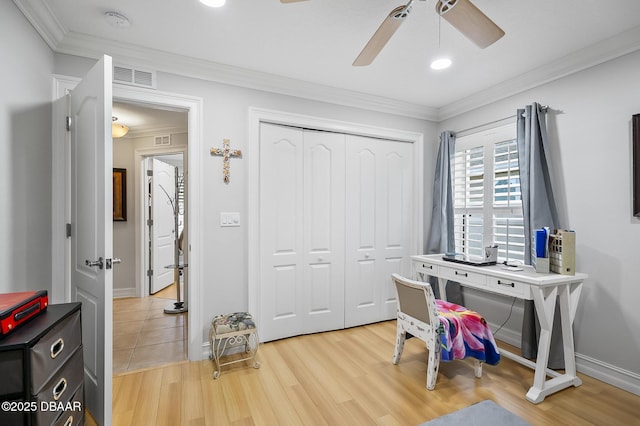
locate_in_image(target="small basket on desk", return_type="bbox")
[209,312,260,379]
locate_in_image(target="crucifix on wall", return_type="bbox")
[210,138,242,184]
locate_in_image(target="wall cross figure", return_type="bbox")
[210,138,242,184]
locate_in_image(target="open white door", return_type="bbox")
[150,158,177,294]
[70,55,113,425]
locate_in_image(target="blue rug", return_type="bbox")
[421,400,531,426]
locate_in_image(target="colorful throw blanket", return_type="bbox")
[436,300,501,365]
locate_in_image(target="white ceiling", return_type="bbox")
[16,0,640,121]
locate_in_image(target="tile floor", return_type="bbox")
[113,286,187,374]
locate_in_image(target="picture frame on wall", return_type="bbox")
[113,168,127,221]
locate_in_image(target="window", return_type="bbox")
[453,124,524,262]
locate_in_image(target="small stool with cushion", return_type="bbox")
[209,312,260,379]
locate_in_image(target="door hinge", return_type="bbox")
[147,219,153,226]
[66,223,72,238]
[147,170,153,176]
[147,269,153,277]
[65,116,71,131]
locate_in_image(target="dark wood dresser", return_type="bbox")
[0,303,84,426]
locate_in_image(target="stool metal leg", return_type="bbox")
[210,329,260,379]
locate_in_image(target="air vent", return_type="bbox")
[113,65,156,89]
[154,135,171,146]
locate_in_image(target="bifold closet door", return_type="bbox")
[344,135,413,328]
[259,123,345,342]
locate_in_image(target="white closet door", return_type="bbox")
[259,124,346,341]
[303,130,345,334]
[344,135,414,327]
[259,123,305,341]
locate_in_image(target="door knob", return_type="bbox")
[85,257,104,269]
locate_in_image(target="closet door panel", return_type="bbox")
[260,123,304,341]
[303,131,345,333]
[379,141,413,319]
[345,137,381,327]
[345,135,413,326]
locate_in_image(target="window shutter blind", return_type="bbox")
[454,147,484,257]
[493,139,525,261]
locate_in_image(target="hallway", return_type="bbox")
[113,285,187,374]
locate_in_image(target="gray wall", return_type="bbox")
[439,49,640,393]
[0,1,55,293]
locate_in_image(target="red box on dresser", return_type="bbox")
[0,291,49,337]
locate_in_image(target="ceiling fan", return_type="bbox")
[280,0,505,66]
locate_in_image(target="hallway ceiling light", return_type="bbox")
[112,117,129,138]
[200,0,226,7]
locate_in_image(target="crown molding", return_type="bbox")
[437,25,640,121]
[123,127,188,139]
[13,0,67,50]
[16,0,640,123]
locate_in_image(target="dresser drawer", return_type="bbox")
[52,384,84,426]
[487,277,529,297]
[34,346,84,426]
[440,266,487,287]
[30,310,82,394]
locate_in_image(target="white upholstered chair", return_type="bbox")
[391,273,482,390]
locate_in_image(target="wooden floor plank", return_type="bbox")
[112,320,640,425]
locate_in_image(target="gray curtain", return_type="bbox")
[426,131,463,304]
[517,103,564,369]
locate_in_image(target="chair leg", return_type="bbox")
[392,327,406,365]
[426,340,441,390]
[473,359,483,378]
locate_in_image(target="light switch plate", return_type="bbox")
[220,212,240,227]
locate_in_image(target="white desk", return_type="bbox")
[411,254,588,404]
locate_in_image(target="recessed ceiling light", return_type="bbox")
[430,57,452,70]
[104,11,130,28]
[200,0,226,7]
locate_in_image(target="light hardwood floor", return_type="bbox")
[108,320,640,425]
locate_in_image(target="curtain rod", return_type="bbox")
[455,105,549,136]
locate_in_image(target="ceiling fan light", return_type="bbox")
[430,58,452,70]
[200,0,226,7]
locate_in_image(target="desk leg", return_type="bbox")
[559,282,582,385]
[526,283,582,403]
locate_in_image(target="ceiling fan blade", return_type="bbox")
[436,0,504,49]
[353,5,411,66]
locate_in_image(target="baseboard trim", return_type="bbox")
[576,352,640,396]
[113,288,137,298]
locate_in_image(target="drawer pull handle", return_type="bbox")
[455,271,468,277]
[422,264,433,270]
[64,415,74,426]
[51,338,65,359]
[498,280,515,288]
[53,377,67,401]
